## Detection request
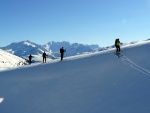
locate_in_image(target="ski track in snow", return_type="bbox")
[119,54,150,77]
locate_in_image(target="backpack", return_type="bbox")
[115,39,120,46]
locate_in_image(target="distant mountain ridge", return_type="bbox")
[1,40,46,56]
[1,40,101,58]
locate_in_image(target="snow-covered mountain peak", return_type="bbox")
[1,40,47,57]
[23,41,36,48]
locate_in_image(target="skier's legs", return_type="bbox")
[29,58,31,64]
[116,47,118,52]
[60,53,62,61]
[115,45,117,52]
[61,53,63,61]
[118,46,121,52]
[116,46,120,52]
[43,57,45,63]
[45,58,46,63]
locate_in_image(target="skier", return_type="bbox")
[60,47,66,61]
[29,54,33,64]
[42,51,47,63]
[115,38,121,52]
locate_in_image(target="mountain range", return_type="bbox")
[1,40,101,59]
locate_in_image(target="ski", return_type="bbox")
[114,52,123,58]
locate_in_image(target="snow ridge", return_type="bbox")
[0,49,27,71]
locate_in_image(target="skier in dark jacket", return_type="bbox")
[115,38,121,52]
[42,51,47,63]
[60,47,66,61]
[29,54,33,64]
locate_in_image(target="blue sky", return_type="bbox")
[0,0,150,47]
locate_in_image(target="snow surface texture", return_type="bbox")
[0,40,150,113]
[0,49,26,71]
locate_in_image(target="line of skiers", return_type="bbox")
[29,47,66,64]
[29,39,121,64]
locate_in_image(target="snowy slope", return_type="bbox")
[0,40,150,113]
[0,49,27,71]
